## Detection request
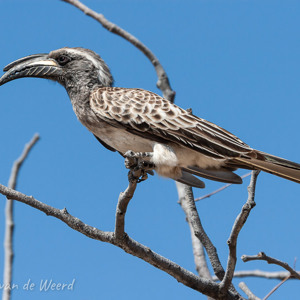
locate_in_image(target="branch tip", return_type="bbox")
[3,133,40,300]
[220,171,259,292]
[242,252,300,280]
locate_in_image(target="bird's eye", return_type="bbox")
[57,55,71,66]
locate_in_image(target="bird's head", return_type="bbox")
[0,47,113,94]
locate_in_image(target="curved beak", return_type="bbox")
[0,53,62,86]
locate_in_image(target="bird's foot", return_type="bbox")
[124,150,155,183]
[130,161,155,183]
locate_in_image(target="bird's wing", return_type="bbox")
[90,87,253,159]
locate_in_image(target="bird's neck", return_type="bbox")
[65,83,102,122]
[67,84,90,103]
[66,81,103,104]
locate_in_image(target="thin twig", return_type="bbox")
[61,0,175,102]
[293,257,297,270]
[263,275,290,300]
[195,172,252,202]
[213,270,300,281]
[238,282,260,300]
[219,170,260,295]
[242,252,300,280]
[7,134,40,190]
[3,133,39,300]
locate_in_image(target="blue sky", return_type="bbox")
[0,0,299,299]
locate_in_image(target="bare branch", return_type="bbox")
[242,252,300,280]
[177,184,246,300]
[176,183,244,299]
[195,172,252,202]
[176,183,225,280]
[176,182,212,280]
[61,0,175,102]
[114,172,138,239]
[176,182,215,300]
[3,134,39,300]
[220,170,260,294]
[238,282,260,300]
[0,183,242,299]
[7,134,40,190]
[117,235,222,299]
[0,183,113,242]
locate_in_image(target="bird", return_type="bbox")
[0,47,299,188]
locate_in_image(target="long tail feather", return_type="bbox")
[233,151,300,184]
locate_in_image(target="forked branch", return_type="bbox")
[0,183,237,299]
[3,134,39,300]
[220,170,260,294]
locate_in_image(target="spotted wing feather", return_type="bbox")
[90,87,253,159]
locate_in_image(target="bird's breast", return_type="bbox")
[86,122,154,154]
[70,101,152,153]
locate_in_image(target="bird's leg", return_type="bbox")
[124,150,153,159]
[124,150,155,183]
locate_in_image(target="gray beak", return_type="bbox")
[0,53,62,86]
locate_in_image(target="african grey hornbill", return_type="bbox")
[0,47,300,188]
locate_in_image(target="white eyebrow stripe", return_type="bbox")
[64,48,111,86]
[63,48,102,69]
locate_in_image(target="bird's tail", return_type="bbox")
[233,151,300,184]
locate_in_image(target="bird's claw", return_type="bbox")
[124,156,138,169]
[124,151,155,183]
[136,172,148,183]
